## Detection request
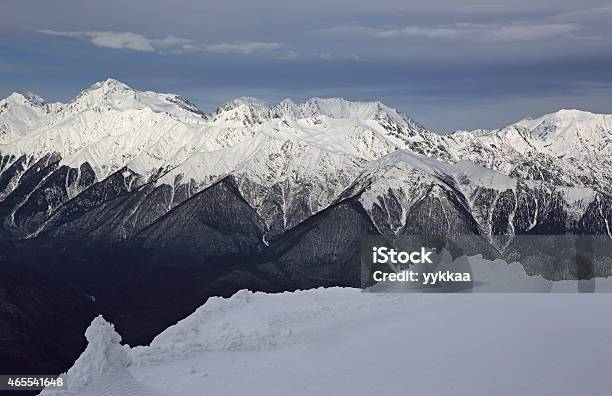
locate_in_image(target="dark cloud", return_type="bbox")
[1,0,611,131]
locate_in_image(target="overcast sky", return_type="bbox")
[1,0,611,131]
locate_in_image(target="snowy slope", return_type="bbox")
[514,109,612,159]
[0,79,208,179]
[44,256,612,396]
[448,109,612,192]
[0,79,449,180]
[349,150,524,236]
[0,92,62,144]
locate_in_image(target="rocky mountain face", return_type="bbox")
[2,79,612,271]
[2,79,611,373]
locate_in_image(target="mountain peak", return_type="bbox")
[541,108,600,123]
[221,96,270,111]
[518,108,603,124]
[70,78,134,106]
[278,98,297,106]
[554,108,595,117]
[4,92,26,103]
[211,97,272,125]
[60,78,205,124]
[298,97,410,125]
[0,92,62,144]
[514,108,609,132]
[3,92,47,107]
[84,78,133,95]
[23,92,46,106]
[94,78,131,88]
[301,97,362,116]
[271,98,301,118]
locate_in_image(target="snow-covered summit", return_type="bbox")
[514,108,608,136]
[207,96,416,128]
[474,108,612,158]
[60,78,206,124]
[222,96,271,110]
[8,91,45,107]
[299,97,384,119]
[208,96,272,126]
[271,98,301,119]
[0,79,209,177]
[299,98,404,122]
[512,109,612,157]
[0,91,63,144]
[86,78,131,92]
[0,80,442,195]
[516,108,601,128]
[445,107,612,192]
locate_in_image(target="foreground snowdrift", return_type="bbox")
[44,258,612,396]
[40,316,160,396]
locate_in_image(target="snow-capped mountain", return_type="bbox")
[1,79,611,247]
[448,109,612,193]
[0,79,455,241]
[0,92,62,144]
[1,79,207,179]
[514,109,612,159]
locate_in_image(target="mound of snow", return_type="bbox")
[41,315,159,396]
[46,256,612,396]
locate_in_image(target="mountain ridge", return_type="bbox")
[1,79,612,261]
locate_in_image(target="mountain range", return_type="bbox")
[2,79,611,243]
[1,78,611,374]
